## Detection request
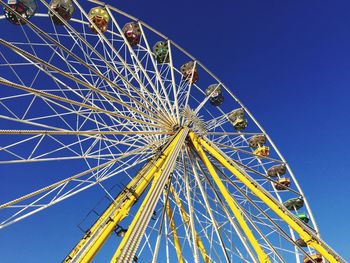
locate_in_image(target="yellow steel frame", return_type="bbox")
[65,131,184,262]
[65,129,342,263]
[191,132,342,263]
[165,201,185,263]
[170,186,211,263]
[110,128,188,262]
[189,132,270,263]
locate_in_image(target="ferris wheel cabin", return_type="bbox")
[88,6,110,34]
[180,61,199,84]
[49,0,74,25]
[153,41,169,63]
[4,0,37,25]
[206,83,224,106]
[249,134,270,157]
[122,22,141,47]
[228,108,248,130]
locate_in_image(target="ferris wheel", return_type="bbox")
[0,0,345,262]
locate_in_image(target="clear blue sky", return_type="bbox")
[0,0,349,262]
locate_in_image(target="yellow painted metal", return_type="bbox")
[64,132,183,262]
[170,186,211,263]
[194,133,342,263]
[189,132,270,263]
[165,201,185,263]
[110,128,187,262]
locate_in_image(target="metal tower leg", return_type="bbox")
[192,132,344,263]
[189,132,270,263]
[110,128,189,263]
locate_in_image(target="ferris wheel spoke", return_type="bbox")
[180,61,197,120]
[192,82,227,116]
[166,40,181,123]
[0,54,165,131]
[0,3,172,127]
[186,149,232,263]
[52,0,174,124]
[191,132,288,262]
[195,134,343,262]
[223,173,312,260]
[49,16,98,89]
[0,129,172,136]
[0,146,152,229]
[174,163,231,259]
[207,132,264,136]
[174,78,190,112]
[0,77,164,131]
[18,20,74,99]
[215,134,303,197]
[0,114,121,156]
[3,27,101,107]
[205,115,230,132]
[105,7,176,124]
[0,154,132,165]
[0,110,154,156]
[230,142,313,261]
[0,143,152,209]
[0,132,149,164]
[197,157,294,261]
[170,163,214,262]
[0,47,104,122]
[164,198,186,262]
[190,211,225,263]
[190,149,260,262]
[209,166,286,262]
[137,22,177,121]
[244,210,310,260]
[3,59,115,125]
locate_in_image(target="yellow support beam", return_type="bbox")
[194,132,344,263]
[165,201,185,263]
[64,132,184,262]
[189,132,270,263]
[170,186,211,263]
[110,128,188,262]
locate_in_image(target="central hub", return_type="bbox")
[181,107,207,136]
[172,124,181,132]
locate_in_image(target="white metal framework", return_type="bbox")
[0,0,343,262]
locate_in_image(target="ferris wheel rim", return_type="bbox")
[0,1,338,261]
[0,0,313,231]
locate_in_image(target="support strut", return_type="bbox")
[190,132,345,263]
[189,132,270,263]
[110,127,189,262]
[64,129,187,262]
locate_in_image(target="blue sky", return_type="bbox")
[0,0,349,261]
